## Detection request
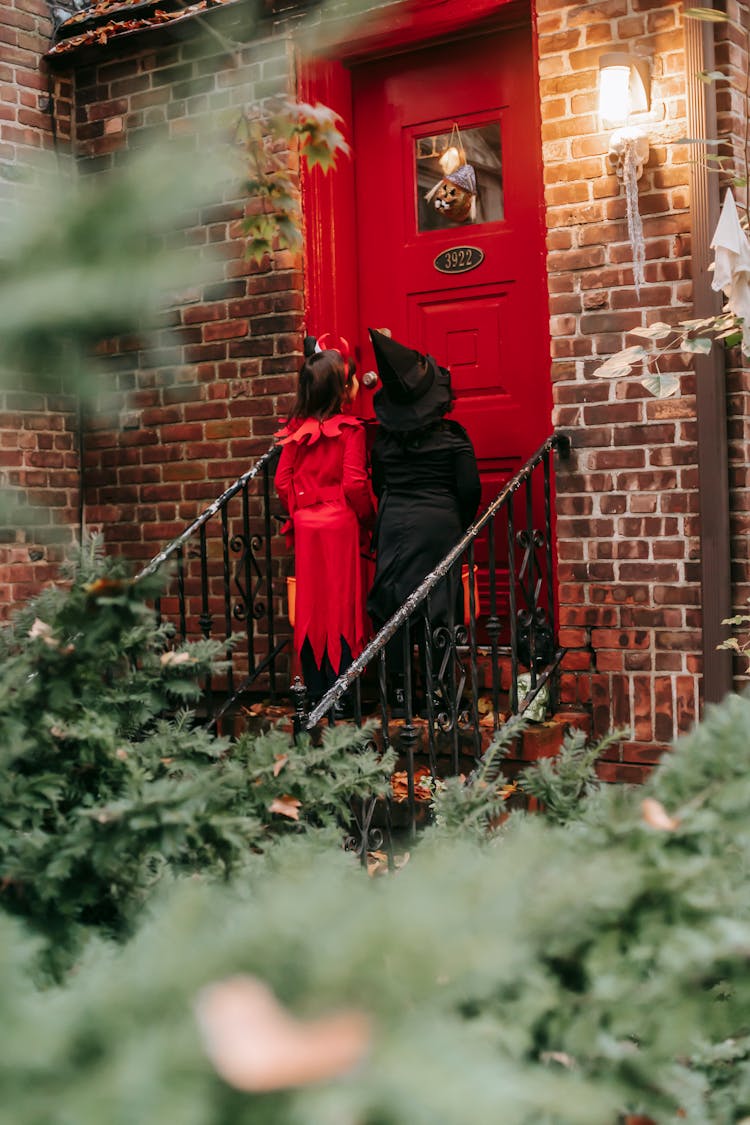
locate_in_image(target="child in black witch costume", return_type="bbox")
[366,328,481,709]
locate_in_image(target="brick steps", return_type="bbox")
[224,697,593,790]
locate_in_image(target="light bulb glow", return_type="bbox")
[599,64,631,129]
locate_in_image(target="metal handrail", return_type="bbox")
[135,443,280,581]
[298,430,571,729]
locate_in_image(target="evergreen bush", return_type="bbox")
[0,541,390,975]
[4,669,750,1120]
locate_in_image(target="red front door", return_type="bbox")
[351,24,551,505]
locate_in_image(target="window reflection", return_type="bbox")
[416,122,504,232]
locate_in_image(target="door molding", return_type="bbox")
[298,0,528,353]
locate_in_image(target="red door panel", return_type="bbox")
[351,23,552,630]
[408,282,523,467]
[352,24,550,465]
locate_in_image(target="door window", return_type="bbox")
[415,121,503,232]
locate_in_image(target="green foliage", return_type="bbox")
[8,690,750,1120]
[0,141,229,398]
[0,540,390,974]
[519,727,621,825]
[238,100,349,263]
[429,719,521,839]
[718,600,750,667]
[0,94,348,397]
[430,723,617,834]
[592,314,745,398]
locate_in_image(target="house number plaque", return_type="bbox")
[433,246,484,274]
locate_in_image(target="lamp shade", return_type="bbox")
[598,52,650,129]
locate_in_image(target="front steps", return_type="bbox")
[222,696,593,795]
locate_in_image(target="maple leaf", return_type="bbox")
[268,795,301,821]
[272,754,288,778]
[195,975,371,1092]
[160,650,196,667]
[641,797,680,832]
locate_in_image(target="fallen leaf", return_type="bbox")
[366,850,389,877]
[269,795,301,821]
[272,754,288,777]
[194,975,371,1091]
[541,1050,577,1068]
[160,650,196,667]
[391,767,432,803]
[83,577,130,596]
[641,797,680,831]
[28,618,60,648]
[366,847,410,876]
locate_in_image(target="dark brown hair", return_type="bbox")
[288,350,347,422]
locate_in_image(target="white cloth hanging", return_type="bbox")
[710,188,750,356]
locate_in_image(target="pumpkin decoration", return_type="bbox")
[427,163,477,223]
[424,125,478,224]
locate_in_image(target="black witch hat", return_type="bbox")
[368,328,453,432]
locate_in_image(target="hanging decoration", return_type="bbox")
[710,188,750,357]
[424,123,478,224]
[608,126,648,296]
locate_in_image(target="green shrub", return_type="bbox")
[5,688,750,1120]
[0,541,390,975]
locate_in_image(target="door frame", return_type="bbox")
[297,0,539,357]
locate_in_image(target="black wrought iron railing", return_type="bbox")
[137,430,572,844]
[290,431,572,841]
[136,443,285,719]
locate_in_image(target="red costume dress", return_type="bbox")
[275,414,375,674]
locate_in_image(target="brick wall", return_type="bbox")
[13,0,748,748]
[56,19,304,682]
[537,0,700,776]
[68,24,302,563]
[0,0,80,622]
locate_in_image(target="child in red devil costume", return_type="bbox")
[275,347,375,706]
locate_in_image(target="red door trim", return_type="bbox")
[299,0,528,352]
[312,0,526,63]
[298,58,358,347]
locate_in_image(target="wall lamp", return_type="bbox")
[598,52,650,128]
[598,52,652,296]
[599,52,651,181]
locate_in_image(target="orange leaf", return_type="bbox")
[83,577,129,596]
[195,975,371,1091]
[160,650,196,667]
[641,797,679,832]
[269,795,301,820]
[366,850,389,878]
[272,754,288,778]
[390,767,432,803]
